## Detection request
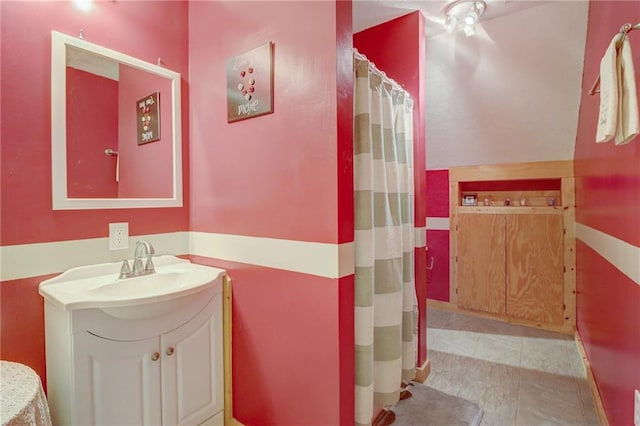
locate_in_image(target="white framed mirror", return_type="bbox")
[51,31,182,210]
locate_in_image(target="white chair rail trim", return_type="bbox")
[576,223,640,286]
[0,232,355,281]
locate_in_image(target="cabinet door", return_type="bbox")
[161,294,223,426]
[457,213,506,315]
[506,213,564,324]
[73,332,162,425]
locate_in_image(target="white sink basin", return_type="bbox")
[39,255,225,319]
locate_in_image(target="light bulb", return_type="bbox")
[442,0,486,36]
[464,22,476,37]
[73,0,93,12]
[464,12,477,26]
[444,15,457,33]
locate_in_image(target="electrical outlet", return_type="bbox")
[634,389,640,426]
[109,222,129,250]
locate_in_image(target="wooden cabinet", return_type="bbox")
[450,161,576,333]
[506,213,564,324]
[457,213,506,315]
[457,211,564,325]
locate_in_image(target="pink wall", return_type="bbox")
[425,169,450,302]
[0,1,188,246]
[335,2,356,421]
[66,68,119,198]
[575,243,639,423]
[189,2,343,243]
[188,1,353,424]
[118,65,173,198]
[574,2,640,424]
[353,11,428,365]
[0,0,189,384]
[0,276,55,390]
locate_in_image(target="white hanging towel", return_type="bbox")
[595,34,639,144]
[595,36,618,143]
[615,37,639,145]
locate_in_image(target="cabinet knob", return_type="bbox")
[151,352,160,361]
[166,347,175,356]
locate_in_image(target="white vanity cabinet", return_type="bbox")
[43,284,224,426]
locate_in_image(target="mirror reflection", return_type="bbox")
[51,31,182,210]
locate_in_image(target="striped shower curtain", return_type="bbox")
[353,55,418,426]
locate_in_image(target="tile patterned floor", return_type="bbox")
[425,306,600,426]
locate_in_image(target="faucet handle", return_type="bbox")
[119,259,131,279]
[144,255,155,273]
[132,257,144,275]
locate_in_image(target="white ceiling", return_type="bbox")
[353,0,550,38]
[353,1,590,169]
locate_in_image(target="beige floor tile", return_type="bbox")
[566,342,588,380]
[459,377,518,414]
[427,327,442,348]
[518,369,583,425]
[423,369,466,397]
[448,312,507,334]
[429,329,480,357]
[463,360,520,391]
[427,349,477,378]
[479,402,517,426]
[521,337,574,377]
[473,334,523,367]
[425,307,593,425]
[425,350,476,397]
[427,307,453,328]
[520,353,574,377]
[512,324,572,340]
[582,403,601,426]
[576,379,600,425]
[522,335,573,355]
[517,406,585,426]
[458,361,520,414]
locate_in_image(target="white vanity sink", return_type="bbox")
[41,254,226,425]
[39,255,225,319]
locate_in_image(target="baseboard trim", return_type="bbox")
[574,332,609,426]
[426,299,575,335]
[414,358,431,383]
[223,275,244,426]
[427,299,457,311]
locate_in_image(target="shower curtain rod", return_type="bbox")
[588,22,640,96]
[354,49,411,99]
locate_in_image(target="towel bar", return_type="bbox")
[588,22,640,96]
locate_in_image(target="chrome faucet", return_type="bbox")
[132,240,155,276]
[119,240,155,279]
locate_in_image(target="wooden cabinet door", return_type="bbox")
[506,213,564,324]
[457,213,506,315]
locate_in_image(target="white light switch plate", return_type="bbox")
[109,222,129,250]
[634,389,640,426]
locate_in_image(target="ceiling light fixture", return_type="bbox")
[73,0,94,12]
[442,0,486,37]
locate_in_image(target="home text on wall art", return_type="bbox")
[136,91,160,145]
[226,42,274,123]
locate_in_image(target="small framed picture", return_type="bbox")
[462,193,478,206]
[226,42,274,123]
[136,92,160,145]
